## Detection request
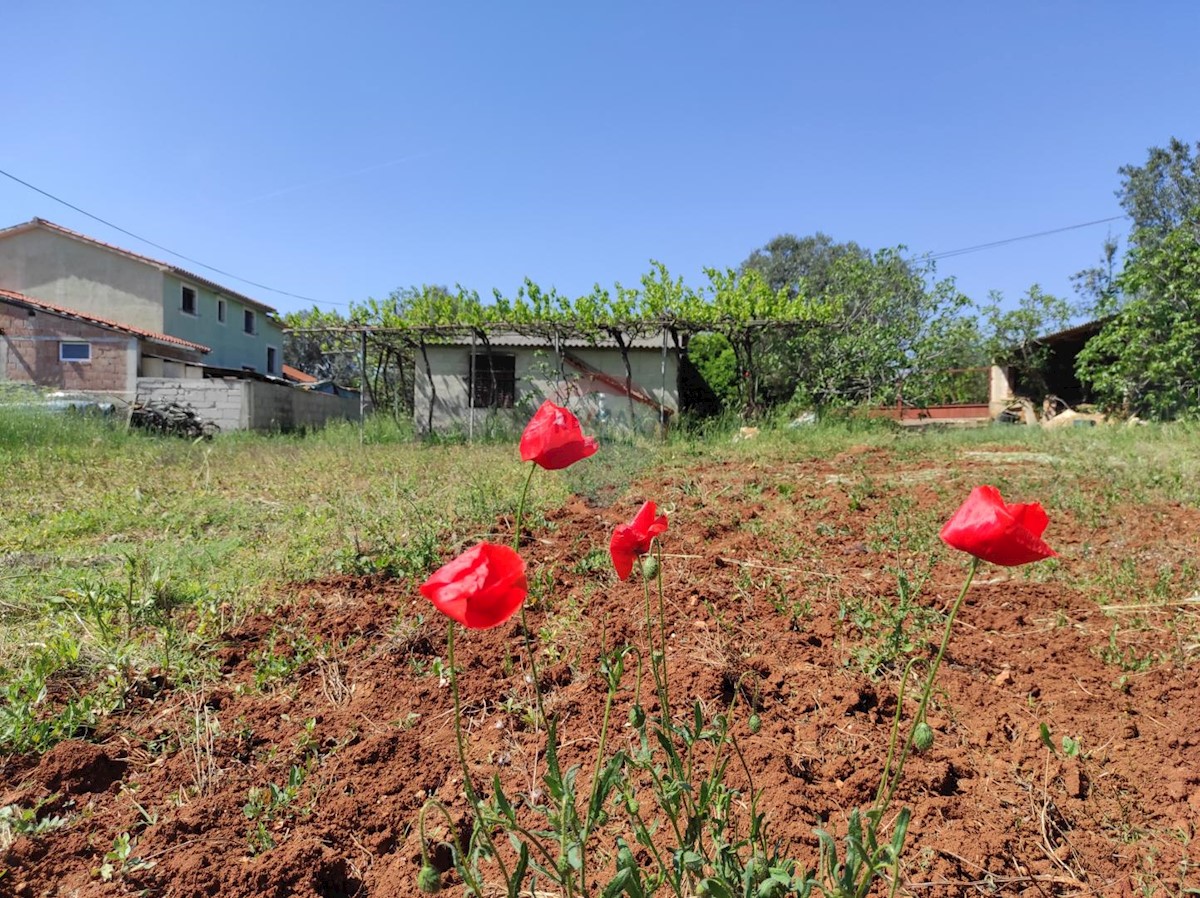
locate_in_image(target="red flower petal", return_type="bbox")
[419,542,528,629]
[519,401,599,470]
[939,485,1057,567]
[610,500,669,580]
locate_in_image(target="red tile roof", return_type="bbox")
[0,218,278,315]
[0,287,211,354]
[282,364,318,383]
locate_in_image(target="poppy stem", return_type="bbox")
[878,555,980,816]
[513,462,537,551]
[641,557,668,726]
[419,799,481,896]
[654,542,671,720]
[512,462,548,729]
[446,622,511,889]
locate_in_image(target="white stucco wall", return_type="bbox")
[413,344,679,435]
[0,229,166,332]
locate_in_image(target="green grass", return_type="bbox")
[2,408,1199,753]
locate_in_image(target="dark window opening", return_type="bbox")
[243,310,256,334]
[217,299,227,323]
[470,353,516,408]
[181,285,197,315]
[60,342,91,362]
[267,346,278,375]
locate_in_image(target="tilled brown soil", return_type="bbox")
[2,446,1199,896]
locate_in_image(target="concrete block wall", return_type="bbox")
[136,377,360,432]
[136,378,248,432]
[245,380,360,430]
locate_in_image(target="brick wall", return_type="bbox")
[1,301,132,394]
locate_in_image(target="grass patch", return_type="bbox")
[3,409,1199,753]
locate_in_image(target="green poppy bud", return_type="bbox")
[913,721,934,752]
[417,864,442,893]
[641,555,660,579]
[748,714,762,734]
[625,796,640,815]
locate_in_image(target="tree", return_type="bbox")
[1117,138,1200,247]
[752,246,970,409]
[741,233,867,297]
[281,306,360,386]
[1071,235,1121,315]
[980,285,1075,397]
[1076,221,1200,419]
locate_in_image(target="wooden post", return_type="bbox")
[359,328,367,445]
[468,329,476,442]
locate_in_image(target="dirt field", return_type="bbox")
[2,442,1198,896]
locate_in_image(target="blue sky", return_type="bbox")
[3,2,1197,318]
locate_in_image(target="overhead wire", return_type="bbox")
[3,166,1130,310]
[924,215,1126,261]
[0,167,348,308]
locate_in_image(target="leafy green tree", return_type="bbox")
[1076,221,1200,419]
[758,248,970,409]
[685,333,739,410]
[1117,138,1200,247]
[281,306,359,386]
[741,233,867,297]
[980,285,1075,397]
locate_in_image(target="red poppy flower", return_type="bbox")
[519,400,599,470]
[610,500,669,580]
[939,485,1057,566]
[419,542,528,629]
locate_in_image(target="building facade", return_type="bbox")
[0,218,283,376]
[413,333,680,435]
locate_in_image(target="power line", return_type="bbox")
[0,167,349,308]
[925,215,1127,261]
[3,165,1132,310]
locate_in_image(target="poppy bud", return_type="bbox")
[417,864,442,893]
[748,714,762,734]
[913,721,934,752]
[641,554,660,579]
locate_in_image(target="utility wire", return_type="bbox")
[925,215,1126,261]
[0,167,348,308]
[3,165,1130,309]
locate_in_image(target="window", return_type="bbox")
[60,342,91,362]
[266,346,278,375]
[470,352,516,408]
[243,310,256,334]
[217,299,227,323]
[181,285,197,315]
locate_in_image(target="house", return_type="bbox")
[413,331,680,435]
[0,219,360,431]
[0,287,209,394]
[0,218,284,377]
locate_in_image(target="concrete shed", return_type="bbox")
[413,332,679,435]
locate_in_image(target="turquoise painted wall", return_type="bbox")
[161,275,284,373]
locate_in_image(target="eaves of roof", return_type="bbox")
[0,287,211,354]
[1033,316,1115,346]
[0,218,279,316]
